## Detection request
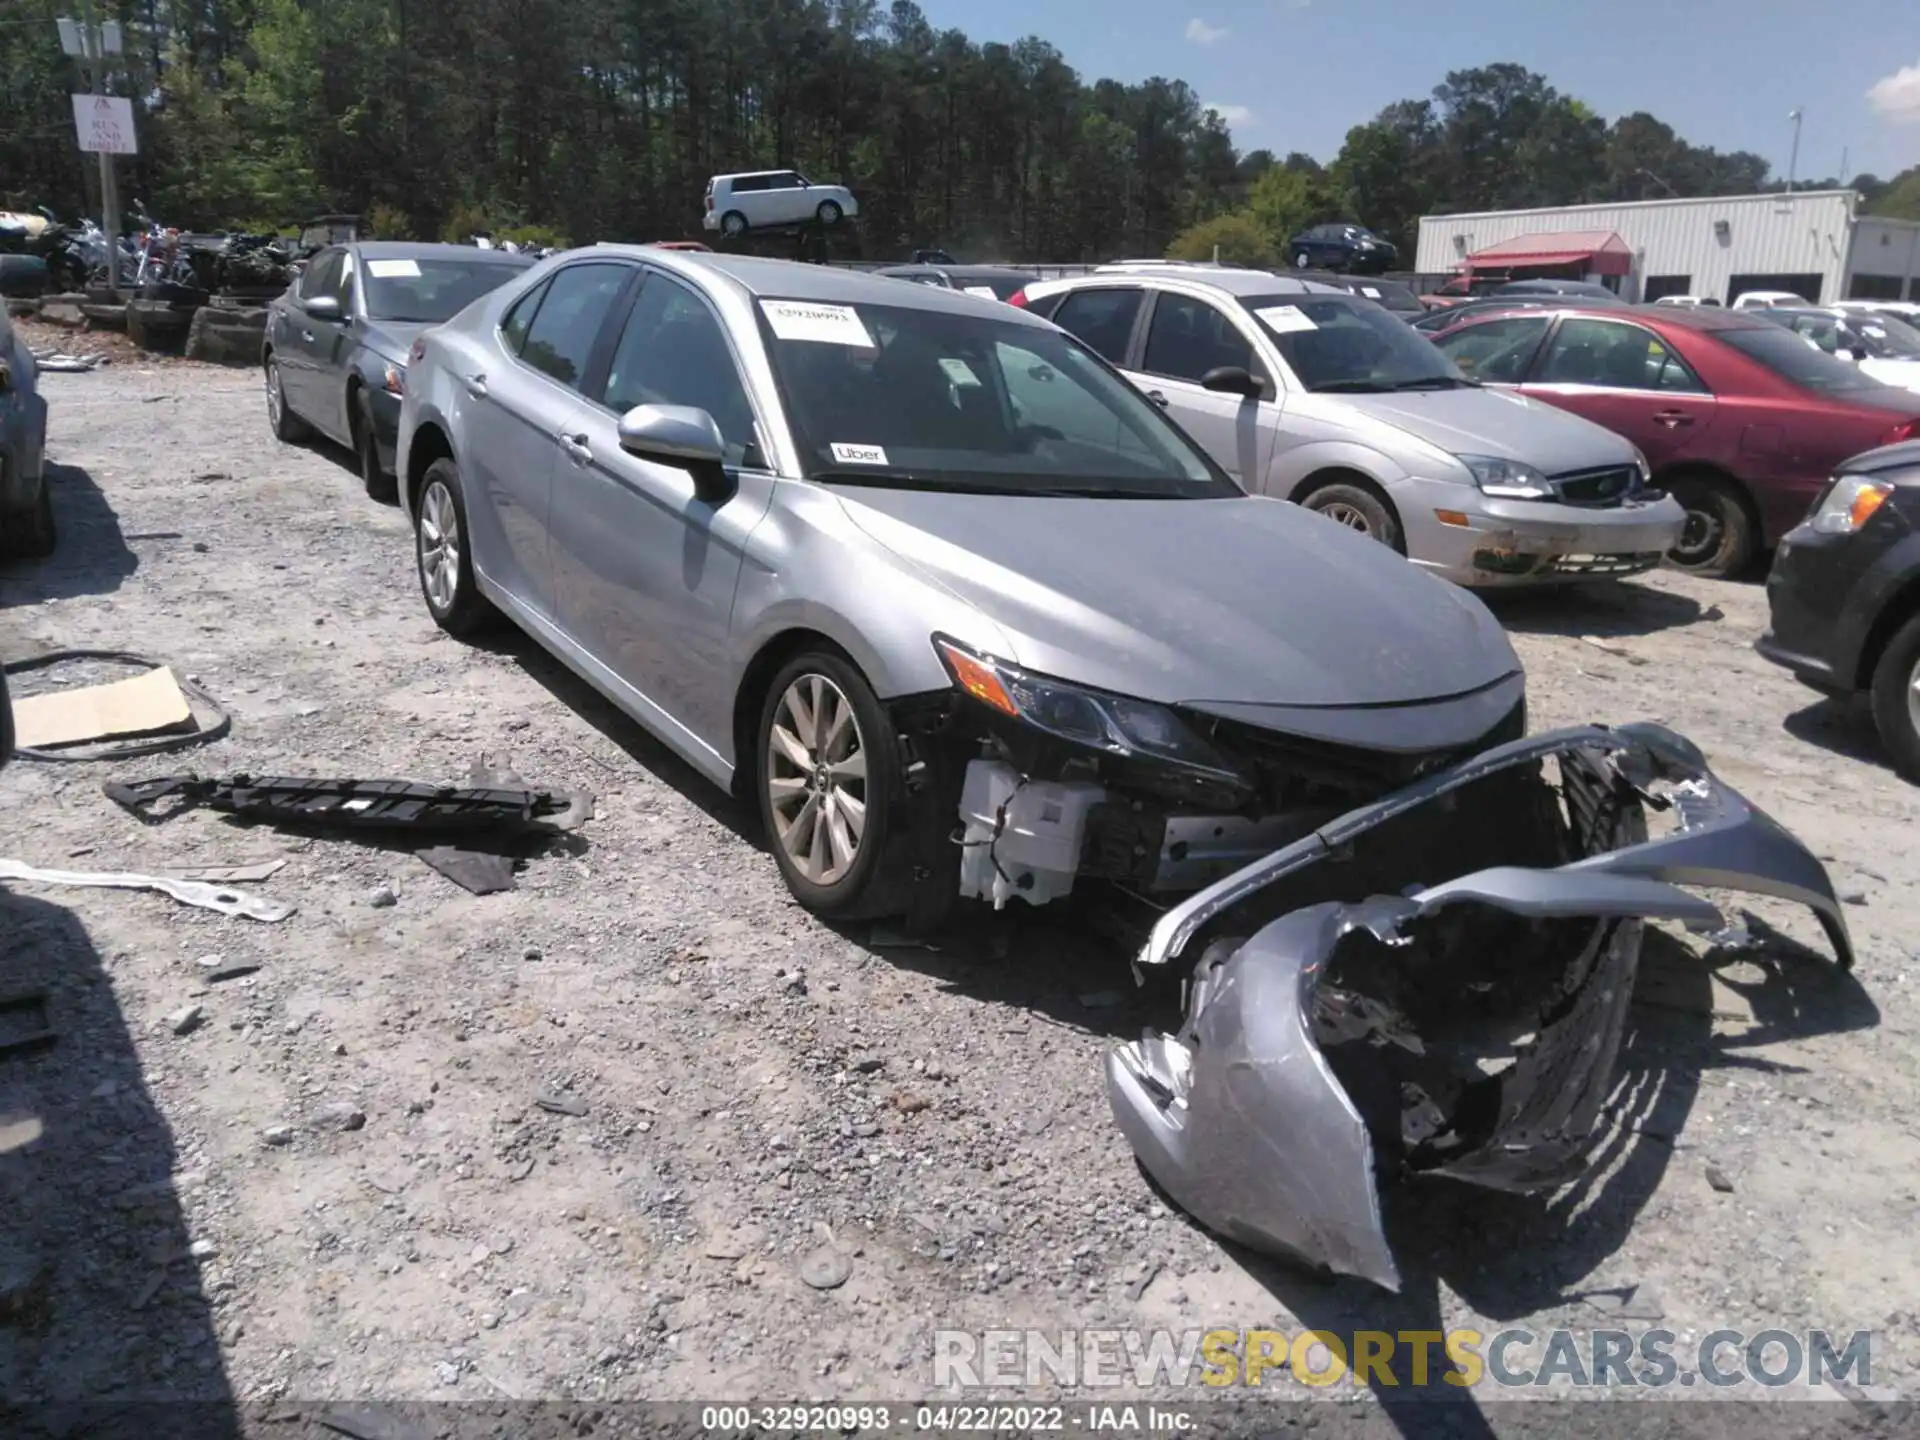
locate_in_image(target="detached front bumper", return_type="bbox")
[1404,487,1687,588]
[1107,722,1850,1291]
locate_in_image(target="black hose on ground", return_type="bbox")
[1,649,231,762]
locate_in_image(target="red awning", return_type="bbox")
[1463,230,1634,277]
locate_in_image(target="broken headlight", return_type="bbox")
[1459,453,1553,500]
[933,636,1242,781]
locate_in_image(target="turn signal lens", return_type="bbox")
[383,363,405,396]
[1435,509,1470,528]
[934,639,1019,715]
[407,337,427,366]
[1809,476,1894,536]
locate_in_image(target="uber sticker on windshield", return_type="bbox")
[366,258,422,278]
[760,300,875,347]
[938,357,981,386]
[962,285,999,299]
[1255,304,1317,333]
[830,442,890,466]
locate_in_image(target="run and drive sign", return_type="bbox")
[72,94,137,155]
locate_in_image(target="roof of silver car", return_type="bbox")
[615,250,1059,324]
[1057,266,1348,298]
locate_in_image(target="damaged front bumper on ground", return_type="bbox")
[1104,722,1852,1292]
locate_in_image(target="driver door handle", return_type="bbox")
[300,330,314,343]
[463,372,488,399]
[559,431,592,466]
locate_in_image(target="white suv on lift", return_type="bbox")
[702,170,860,238]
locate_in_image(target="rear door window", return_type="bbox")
[1049,288,1143,365]
[516,262,631,390]
[1535,317,1707,392]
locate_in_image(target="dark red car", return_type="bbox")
[1426,304,1920,576]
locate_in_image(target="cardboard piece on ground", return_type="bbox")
[10,667,193,750]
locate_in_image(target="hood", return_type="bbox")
[1841,439,1920,477]
[1861,357,1920,394]
[835,490,1519,709]
[362,319,430,364]
[1345,387,1635,474]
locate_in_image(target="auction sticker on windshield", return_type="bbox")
[1255,305,1317,333]
[760,300,875,347]
[830,442,890,465]
[963,286,999,299]
[367,259,422,278]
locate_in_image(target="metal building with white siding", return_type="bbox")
[1415,190,1920,306]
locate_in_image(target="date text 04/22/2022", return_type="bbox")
[697,1404,1196,1432]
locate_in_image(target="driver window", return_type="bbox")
[300,249,341,301]
[1141,292,1263,387]
[601,273,762,466]
[333,253,356,309]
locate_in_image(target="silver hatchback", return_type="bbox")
[1022,268,1686,586]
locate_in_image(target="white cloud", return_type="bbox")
[1185,18,1228,44]
[1867,58,1920,122]
[1204,102,1257,130]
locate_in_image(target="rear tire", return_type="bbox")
[414,458,496,638]
[1294,251,1310,270]
[353,390,396,502]
[1301,479,1404,553]
[1869,613,1920,784]
[816,200,843,227]
[265,353,310,442]
[1664,474,1755,579]
[755,650,900,919]
[0,475,56,560]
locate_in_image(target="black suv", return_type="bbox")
[1285,223,1398,274]
[1758,441,1920,778]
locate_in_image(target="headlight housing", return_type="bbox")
[1458,453,1554,500]
[1808,476,1894,535]
[933,636,1241,780]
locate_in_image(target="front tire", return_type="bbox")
[265,353,310,442]
[414,458,495,638]
[0,475,56,561]
[1301,480,1403,552]
[1870,613,1920,784]
[756,651,898,918]
[721,211,748,238]
[816,200,843,227]
[353,390,396,502]
[1664,474,1755,578]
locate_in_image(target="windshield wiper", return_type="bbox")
[1306,380,1389,394]
[1383,376,1478,390]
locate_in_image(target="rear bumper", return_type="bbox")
[1402,484,1686,587]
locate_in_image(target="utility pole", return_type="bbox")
[57,3,126,299]
[1786,108,1804,195]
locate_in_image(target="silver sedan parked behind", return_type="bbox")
[394,250,1529,921]
[1018,268,1686,587]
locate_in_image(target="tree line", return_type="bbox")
[2,3,1915,266]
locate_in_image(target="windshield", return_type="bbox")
[1851,313,1920,359]
[755,298,1237,498]
[1718,325,1897,395]
[1240,293,1470,391]
[362,256,529,323]
[1344,279,1422,313]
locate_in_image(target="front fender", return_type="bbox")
[1835,530,1920,688]
[1269,438,1406,502]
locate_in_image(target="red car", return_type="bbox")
[1427,304,1920,576]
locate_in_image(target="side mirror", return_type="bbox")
[617,403,733,501]
[1201,365,1265,399]
[304,294,344,323]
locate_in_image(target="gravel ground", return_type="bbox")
[1,356,1916,1436]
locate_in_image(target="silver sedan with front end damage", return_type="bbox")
[1107,721,1852,1291]
[1019,268,1687,587]
[396,249,1530,924]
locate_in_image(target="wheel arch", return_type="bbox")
[404,420,455,518]
[1657,461,1763,536]
[1854,571,1920,691]
[1292,466,1405,534]
[728,628,861,802]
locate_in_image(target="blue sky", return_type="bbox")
[915,0,1920,183]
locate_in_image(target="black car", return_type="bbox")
[263,242,534,499]
[1285,223,1397,275]
[1758,441,1920,778]
[1292,270,1425,319]
[873,263,1032,301]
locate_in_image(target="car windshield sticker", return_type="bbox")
[962,285,999,299]
[1360,286,1381,299]
[938,358,980,386]
[760,300,875,347]
[1255,304,1318,334]
[830,442,889,465]
[366,259,422,278]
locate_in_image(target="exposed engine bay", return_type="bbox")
[1096,722,1851,1291]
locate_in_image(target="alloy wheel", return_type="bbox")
[1317,500,1373,533]
[765,673,868,886]
[418,480,461,613]
[266,362,283,427]
[1906,656,1920,749]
